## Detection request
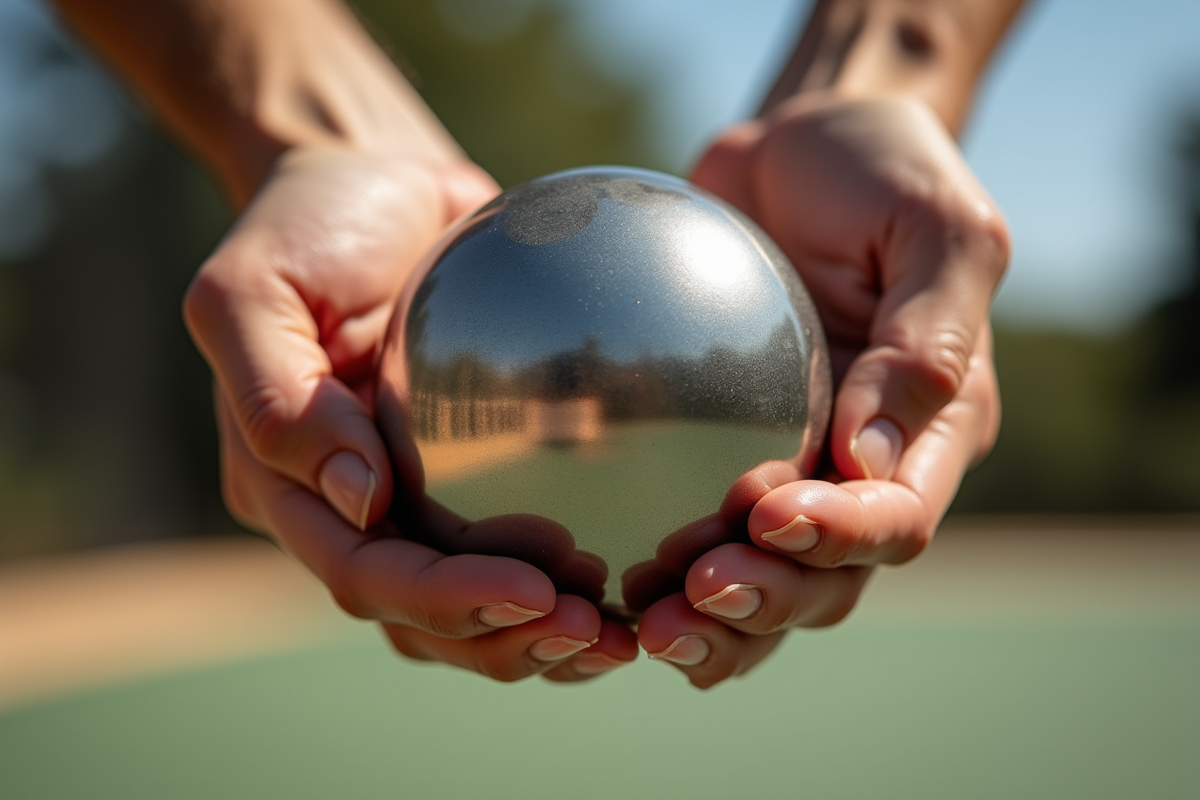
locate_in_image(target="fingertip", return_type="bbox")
[747,482,827,544]
[528,636,595,663]
[318,449,393,530]
[758,514,823,554]
[476,601,548,629]
[849,417,904,481]
[637,593,711,662]
[648,634,712,667]
[525,594,604,665]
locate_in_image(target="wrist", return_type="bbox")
[761,0,1025,135]
[53,0,467,207]
[214,0,469,205]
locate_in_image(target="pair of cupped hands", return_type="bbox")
[185,95,1008,689]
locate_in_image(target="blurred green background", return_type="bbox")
[1,0,1199,560]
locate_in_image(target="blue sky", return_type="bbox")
[555,0,1200,333]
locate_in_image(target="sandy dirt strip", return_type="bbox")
[2,517,1198,710]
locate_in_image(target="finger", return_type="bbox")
[830,197,1007,481]
[826,117,1008,481]
[264,489,561,638]
[746,340,996,569]
[754,100,1009,481]
[686,543,873,634]
[184,155,472,530]
[748,478,927,567]
[188,272,392,532]
[384,595,602,683]
[221,392,559,636]
[541,618,640,683]
[639,593,784,690]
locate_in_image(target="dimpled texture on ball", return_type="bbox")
[377,166,831,617]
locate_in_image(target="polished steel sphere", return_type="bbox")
[377,166,831,618]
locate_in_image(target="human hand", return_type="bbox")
[638,95,1007,688]
[186,147,637,681]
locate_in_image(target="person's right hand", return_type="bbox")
[637,94,1009,688]
[185,147,637,682]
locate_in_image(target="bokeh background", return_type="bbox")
[2,4,1198,798]
[1,0,1199,560]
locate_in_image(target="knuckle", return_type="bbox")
[911,326,974,405]
[181,265,231,343]
[234,383,296,464]
[944,195,1012,284]
[899,184,1012,287]
[974,207,1012,278]
[810,529,861,569]
[408,606,465,640]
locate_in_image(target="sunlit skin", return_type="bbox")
[53,0,1022,686]
[642,94,1008,687]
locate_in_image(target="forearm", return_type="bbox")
[762,0,1027,134]
[50,0,463,205]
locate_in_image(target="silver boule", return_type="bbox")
[377,166,831,618]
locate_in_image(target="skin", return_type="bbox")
[642,0,1025,687]
[51,0,1024,687]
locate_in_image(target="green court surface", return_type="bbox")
[3,602,1198,797]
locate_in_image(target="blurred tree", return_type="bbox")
[1147,111,1200,395]
[349,0,666,185]
[0,27,231,557]
[954,107,1200,515]
[0,9,231,557]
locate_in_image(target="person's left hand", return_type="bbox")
[186,146,640,682]
[637,95,1008,688]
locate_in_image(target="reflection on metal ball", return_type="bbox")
[377,166,831,618]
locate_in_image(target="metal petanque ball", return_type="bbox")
[377,166,831,618]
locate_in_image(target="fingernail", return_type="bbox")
[477,602,546,628]
[648,635,711,666]
[694,583,763,620]
[319,451,376,530]
[760,514,822,553]
[529,636,594,662]
[572,652,626,676]
[851,418,903,480]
